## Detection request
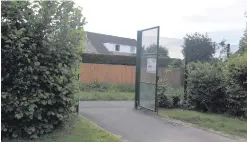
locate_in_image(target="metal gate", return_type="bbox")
[135,26,160,112]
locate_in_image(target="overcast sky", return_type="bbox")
[74,0,247,45]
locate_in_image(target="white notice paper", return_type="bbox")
[146,58,156,73]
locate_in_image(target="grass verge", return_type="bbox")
[159,109,247,138]
[76,91,134,101]
[3,115,121,142]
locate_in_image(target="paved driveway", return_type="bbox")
[79,101,239,142]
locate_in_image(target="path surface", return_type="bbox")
[79,101,238,142]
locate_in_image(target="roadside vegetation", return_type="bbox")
[159,109,247,138]
[2,0,247,141]
[77,91,134,101]
[3,116,122,142]
[1,0,87,140]
[79,82,135,92]
[158,24,247,138]
[77,82,135,101]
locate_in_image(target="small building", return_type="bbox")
[84,31,137,56]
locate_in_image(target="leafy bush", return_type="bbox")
[168,60,184,68]
[81,53,136,66]
[158,93,181,108]
[157,83,182,108]
[226,53,247,118]
[158,94,173,108]
[79,82,135,92]
[186,62,227,113]
[165,85,184,98]
[1,1,85,138]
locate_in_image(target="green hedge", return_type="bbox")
[226,53,247,118]
[186,62,227,113]
[185,53,247,118]
[157,81,183,108]
[81,53,181,67]
[1,1,84,139]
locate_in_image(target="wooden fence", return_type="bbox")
[80,63,184,85]
[80,63,135,84]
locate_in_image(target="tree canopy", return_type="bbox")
[145,44,169,57]
[182,33,216,63]
[239,14,247,54]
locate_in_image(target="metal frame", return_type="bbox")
[155,26,160,112]
[135,26,160,112]
[140,26,160,32]
[140,81,156,85]
[139,105,155,111]
[135,31,142,109]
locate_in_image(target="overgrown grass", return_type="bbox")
[3,116,122,142]
[76,91,134,101]
[159,109,247,138]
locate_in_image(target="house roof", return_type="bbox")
[86,31,137,54]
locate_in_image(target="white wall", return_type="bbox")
[103,43,136,54]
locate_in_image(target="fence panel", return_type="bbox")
[80,63,183,85]
[80,63,136,84]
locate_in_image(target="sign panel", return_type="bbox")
[146,58,156,73]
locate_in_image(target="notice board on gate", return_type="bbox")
[146,58,156,73]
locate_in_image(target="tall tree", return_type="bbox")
[145,44,169,57]
[182,33,216,63]
[239,13,247,54]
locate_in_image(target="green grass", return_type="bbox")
[79,82,135,92]
[76,91,134,101]
[159,109,247,138]
[4,116,122,142]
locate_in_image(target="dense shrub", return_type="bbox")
[1,1,85,138]
[168,59,184,68]
[157,83,182,108]
[165,85,184,98]
[186,62,227,113]
[226,53,247,118]
[158,94,173,108]
[79,82,135,92]
[184,54,247,118]
[158,94,181,108]
[81,53,136,66]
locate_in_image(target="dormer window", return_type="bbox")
[115,44,120,51]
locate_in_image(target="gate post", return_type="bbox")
[135,31,142,109]
[154,26,160,112]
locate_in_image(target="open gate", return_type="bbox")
[135,26,160,112]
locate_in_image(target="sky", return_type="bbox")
[73,0,247,58]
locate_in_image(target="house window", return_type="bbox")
[115,44,120,51]
[130,46,135,53]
